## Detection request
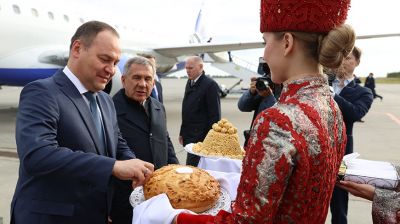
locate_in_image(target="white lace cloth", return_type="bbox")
[198,157,242,173]
[132,193,193,224]
[205,170,240,200]
[343,153,399,189]
[132,169,241,224]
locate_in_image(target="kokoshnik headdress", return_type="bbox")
[260,0,351,33]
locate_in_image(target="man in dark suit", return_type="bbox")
[365,72,383,100]
[179,56,221,166]
[10,21,154,224]
[111,56,179,223]
[329,46,373,224]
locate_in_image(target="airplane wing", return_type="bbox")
[34,33,400,67]
[153,42,264,58]
[153,33,400,58]
[356,33,400,40]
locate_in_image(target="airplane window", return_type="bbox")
[12,5,21,14]
[63,15,69,22]
[48,11,54,20]
[31,8,39,17]
[79,18,85,23]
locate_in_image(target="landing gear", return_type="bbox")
[218,79,243,98]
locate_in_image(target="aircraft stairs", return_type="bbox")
[210,54,259,96]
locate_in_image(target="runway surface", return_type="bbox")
[0,78,399,223]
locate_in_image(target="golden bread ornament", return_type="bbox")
[193,118,245,159]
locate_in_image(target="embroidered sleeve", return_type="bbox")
[372,189,400,223]
[177,110,298,224]
[372,166,400,224]
[229,108,298,223]
[177,77,345,224]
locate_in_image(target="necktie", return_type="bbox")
[150,86,158,100]
[83,92,106,155]
[190,80,195,87]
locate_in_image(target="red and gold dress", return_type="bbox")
[177,76,347,224]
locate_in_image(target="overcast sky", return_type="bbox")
[37,0,400,77]
[98,0,400,77]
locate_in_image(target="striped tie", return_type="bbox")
[83,92,106,155]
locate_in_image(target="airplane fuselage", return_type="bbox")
[0,0,177,86]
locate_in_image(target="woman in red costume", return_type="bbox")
[136,0,355,223]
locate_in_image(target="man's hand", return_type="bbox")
[112,159,154,188]
[250,77,272,97]
[337,180,375,201]
[249,77,258,95]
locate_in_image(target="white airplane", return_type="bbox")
[1,0,399,96]
[0,0,266,95]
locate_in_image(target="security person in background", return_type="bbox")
[179,56,221,166]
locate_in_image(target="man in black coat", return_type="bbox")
[365,72,383,100]
[179,56,221,166]
[111,56,179,224]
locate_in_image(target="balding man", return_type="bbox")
[179,56,221,166]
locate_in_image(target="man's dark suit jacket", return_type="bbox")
[112,88,178,167]
[180,73,221,146]
[111,89,178,223]
[333,80,373,155]
[154,80,163,103]
[11,70,134,224]
[329,79,373,224]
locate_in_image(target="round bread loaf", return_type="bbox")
[143,164,220,213]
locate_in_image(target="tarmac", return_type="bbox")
[1,78,399,224]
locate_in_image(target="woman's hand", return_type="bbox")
[337,180,375,201]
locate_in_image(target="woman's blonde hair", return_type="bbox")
[319,24,356,68]
[275,24,355,69]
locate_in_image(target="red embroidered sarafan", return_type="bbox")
[177,76,346,224]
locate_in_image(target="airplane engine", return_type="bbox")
[156,65,175,74]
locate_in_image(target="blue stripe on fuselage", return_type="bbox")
[0,68,60,86]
